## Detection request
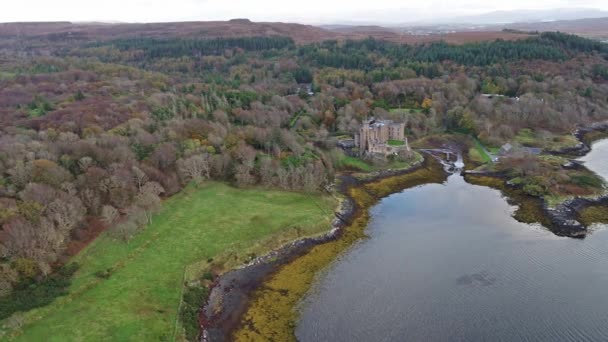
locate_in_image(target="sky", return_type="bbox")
[1,0,608,24]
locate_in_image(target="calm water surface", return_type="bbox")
[296,140,608,342]
[580,138,608,180]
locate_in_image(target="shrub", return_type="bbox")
[94,268,113,279]
[180,285,209,341]
[570,174,603,189]
[523,183,546,197]
[0,263,78,320]
[12,258,39,279]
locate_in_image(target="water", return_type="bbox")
[579,138,608,181]
[296,141,608,342]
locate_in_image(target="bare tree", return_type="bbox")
[7,161,32,189]
[259,157,275,186]
[150,143,177,170]
[101,205,119,224]
[46,196,86,236]
[78,156,94,172]
[0,263,17,297]
[1,217,62,264]
[111,219,139,243]
[177,154,210,184]
[80,187,101,215]
[134,182,164,224]
[132,166,148,192]
[277,167,290,190]
[141,181,164,196]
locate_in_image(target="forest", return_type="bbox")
[0,30,608,336]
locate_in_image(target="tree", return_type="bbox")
[101,205,119,224]
[177,154,210,184]
[75,90,86,101]
[134,182,164,224]
[234,164,254,187]
[111,219,139,243]
[30,160,72,187]
[78,157,94,172]
[458,110,477,134]
[294,67,313,84]
[0,263,18,297]
[132,166,148,192]
[46,196,86,235]
[421,98,433,114]
[150,143,178,170]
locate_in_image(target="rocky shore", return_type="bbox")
[466,122,608,238]
[199,161,428,341]
[199,197,355,342]
[464,169,590,238]
[530,123,608,237]
[198,126,608,340]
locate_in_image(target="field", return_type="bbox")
[471,137,493,163]
[3,182,335,341]
[335,152,423,174]
[390,108,422,114]
[336,155,373,172]
[514,128,580,151]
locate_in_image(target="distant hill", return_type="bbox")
[505,17,608,40]
[433,8,608,25]
[0,20,341,44]
[0,20,530,46]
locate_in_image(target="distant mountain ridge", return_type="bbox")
[0,20,528,45]
[1,15,607,47]
[430,8,608,25]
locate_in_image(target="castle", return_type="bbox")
[354,119,408,156]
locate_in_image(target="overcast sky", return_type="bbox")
[1,0,608,24]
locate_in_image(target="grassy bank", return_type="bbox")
[232,160,446,341]
[581,129,608,146]
[470,136,493,163]
[578,205,608,227]
[336,151,424,174]
[2,182,336,341]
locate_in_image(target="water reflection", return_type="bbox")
[579,138,608,181]
[296,174,608,342]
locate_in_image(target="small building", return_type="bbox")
[295,83,314,96]
[523,147,542,155]
[499,143,542,157]
[500,143,513,155]
[354,118,408,156]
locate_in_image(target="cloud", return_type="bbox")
[1,0,607,23]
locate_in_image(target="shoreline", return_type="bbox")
[463,172,591,238]
[199,158,446,341]
[198,127,608,341]
[466,123,608,238]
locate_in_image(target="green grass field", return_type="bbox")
[471,137,493,163]
[335,151,423,175]
[336,155,373,172]
[389,108,422,114]
[3,182,335,341]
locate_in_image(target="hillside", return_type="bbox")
[506,17,608,40]
[0,20,341,44]
[0,20,531,46]
[1,20,608,341]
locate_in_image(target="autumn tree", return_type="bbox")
[177,154,211,184]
